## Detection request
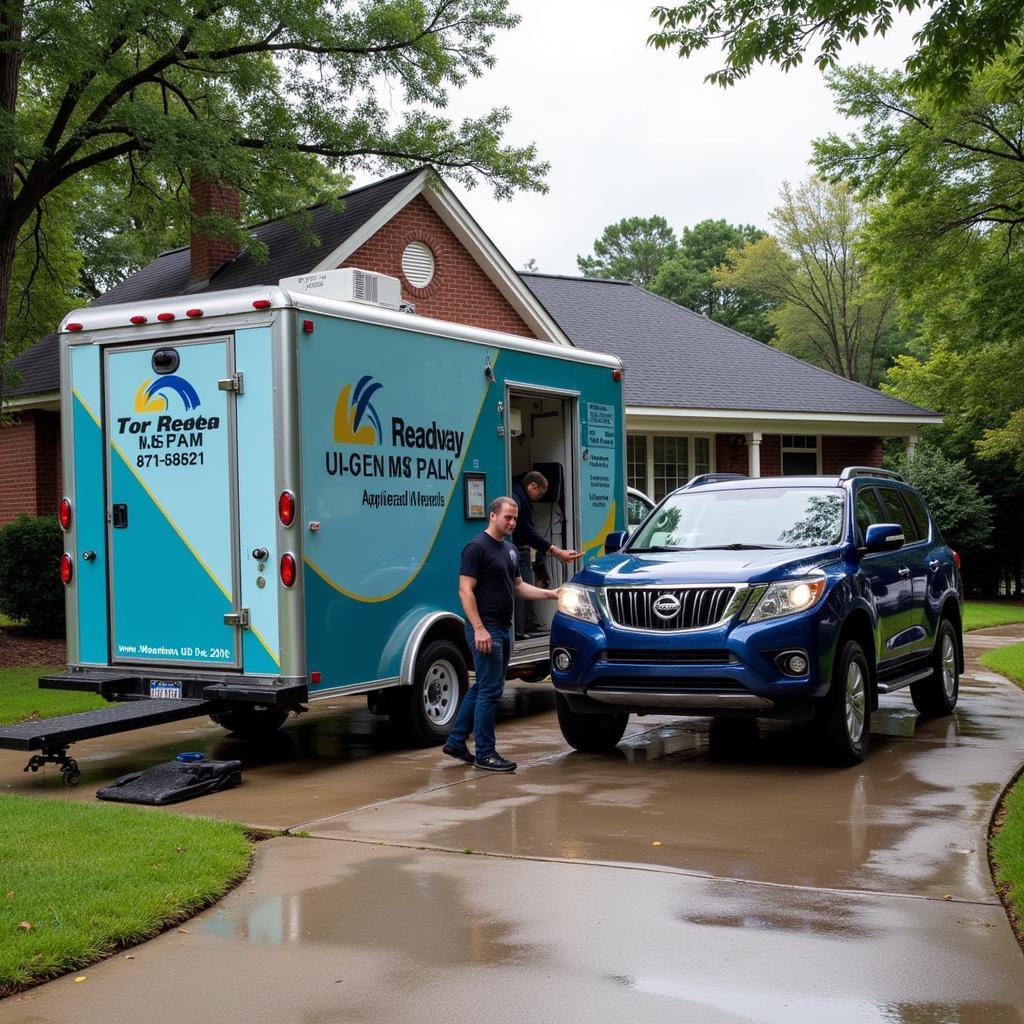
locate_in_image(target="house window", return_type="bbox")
[401,241,435,287]
[626,435,647,493]
[782,434,820,475]
[653,436,688,499]
[628,433,715,498]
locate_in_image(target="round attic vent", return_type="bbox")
[402,241,435,288]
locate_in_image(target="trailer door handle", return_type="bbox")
[112,504,128,528]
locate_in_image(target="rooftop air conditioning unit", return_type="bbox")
[279,268,402,310]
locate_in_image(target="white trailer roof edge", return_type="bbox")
[60,286,623,371]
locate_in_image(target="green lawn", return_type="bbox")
[0,666,106,725]
[992,774,1024,933]
[963,600,1024,632]
[0,796,251,995]
[981,642,1024,688]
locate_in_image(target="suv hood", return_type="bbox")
[574,545,843,587]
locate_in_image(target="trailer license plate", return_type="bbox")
[150,681,182,699]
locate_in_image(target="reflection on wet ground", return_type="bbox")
[4,628,1024,1023]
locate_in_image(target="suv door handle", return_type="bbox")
[897,567,911,578]
[928,560,940,572]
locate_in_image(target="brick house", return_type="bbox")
[1,166,939,523]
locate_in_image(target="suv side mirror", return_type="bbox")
[604,531,629,554]
[863,523,905,553]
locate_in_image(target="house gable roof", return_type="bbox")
[522,273,937,422]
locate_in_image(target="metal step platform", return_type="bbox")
[0,699,213,785]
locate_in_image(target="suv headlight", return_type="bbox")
[747,577,827,623]
[558,583,600,624]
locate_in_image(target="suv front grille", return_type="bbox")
[602,649,731,664]
[606,587,736,631]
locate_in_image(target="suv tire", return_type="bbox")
[814,639,871,766]
[911,618,960,717]
[555,693,628,752]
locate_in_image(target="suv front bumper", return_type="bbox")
[550,608,834,715]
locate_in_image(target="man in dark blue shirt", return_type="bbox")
[445,495,560,773]
[512,470,581,637]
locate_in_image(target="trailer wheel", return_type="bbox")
[211,706,289,738]
[389,639,468,747]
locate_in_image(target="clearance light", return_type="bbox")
[612,368,622,382]
[60,553,73,585]
[66,323,83,332]
[129,315,147,324]
[280,553,297,588]
[278,490,296,527]
[252,299,272,310]
[58,498,72,531]
[310,671,322,684]
[157,312,175,322]
[186,308,204,318]
[303,319,314,334]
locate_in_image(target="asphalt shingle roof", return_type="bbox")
[523,274,934,419]
[8,333,59,397]
[94,167,422,307]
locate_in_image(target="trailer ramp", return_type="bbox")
[0,699,212,785]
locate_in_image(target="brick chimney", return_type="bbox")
[190,174,241,282]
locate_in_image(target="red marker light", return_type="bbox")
[252,299,272,310]
[278,490,296,527]
[66,323,83,332]
[60,553,73,585]
[186,308,204,318]
[280,553,297,588]
[310,671,321,684]
[58,498,72,531]
[612,368,622,381]
[303,319,314,334]
[130,315,147,324]
[157,312,175,322]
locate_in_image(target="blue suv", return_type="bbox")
[550,468,963,765]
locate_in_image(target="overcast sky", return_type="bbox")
[396,1,925,276]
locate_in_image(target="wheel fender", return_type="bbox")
[398,611,467,686]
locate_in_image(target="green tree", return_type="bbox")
[0,0,549,411]
[885,439,992,559]
[650,218,776,340]
[816,57,1024,592]
[648,0,1024,104]
[576,215,678,287]
[715,177,901,384]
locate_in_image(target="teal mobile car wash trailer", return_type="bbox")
[0,270,625,779]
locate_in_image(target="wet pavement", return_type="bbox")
[3,626,1024,1023]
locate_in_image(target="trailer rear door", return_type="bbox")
[104,337,242,671]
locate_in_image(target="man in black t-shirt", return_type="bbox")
[444,496,561,773]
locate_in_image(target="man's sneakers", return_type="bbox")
[473,753,517,773]
[442,742,474,765]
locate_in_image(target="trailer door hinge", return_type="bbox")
[217,372,244,394]
[224,609,250,629]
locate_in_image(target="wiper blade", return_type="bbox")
[692,543,788,550]
[628,545,695,552]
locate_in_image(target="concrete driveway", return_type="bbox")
[2,626,1024,1023]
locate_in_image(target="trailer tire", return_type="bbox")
[211,706,289,738]
[389,639,468,747]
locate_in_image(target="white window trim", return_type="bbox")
[628,432,716,499]
[781,434,822,475]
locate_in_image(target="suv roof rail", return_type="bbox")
[681,473,748,489]
[840,466,905,482]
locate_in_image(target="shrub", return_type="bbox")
[0,515,65,636]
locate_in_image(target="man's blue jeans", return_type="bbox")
[448,623,511,759]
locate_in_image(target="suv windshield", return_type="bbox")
[630,486,845,551]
